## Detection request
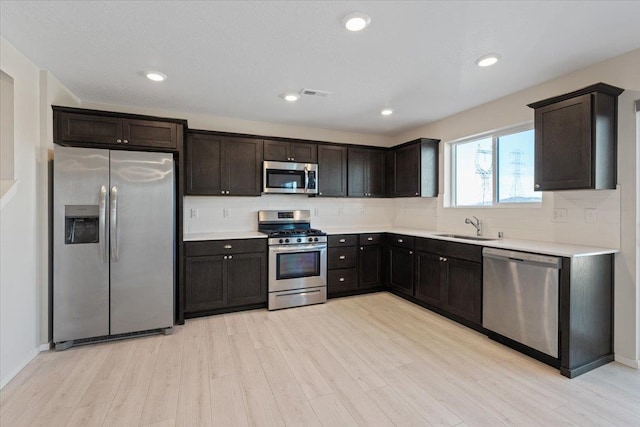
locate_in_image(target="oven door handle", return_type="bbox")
[270,244,327,253]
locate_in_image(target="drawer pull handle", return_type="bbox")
[224,244,232,249]
[339,239,346,243]
[398,239,403,243]
[367,237,373,241]
[339,277,345,282]
[339,255,346,260]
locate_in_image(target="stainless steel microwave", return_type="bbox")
[263,161,318,194]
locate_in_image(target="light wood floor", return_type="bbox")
[1,292,639,427]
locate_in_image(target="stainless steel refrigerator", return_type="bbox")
[53,145,174,349]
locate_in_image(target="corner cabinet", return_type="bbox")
[53,107,182,151]
[528,83,624,191]
[184,239,267,316]
[185,131,263,196]
[387,138,439,197]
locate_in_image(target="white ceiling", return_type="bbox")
[2,1,640,136]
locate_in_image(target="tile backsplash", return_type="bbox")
[185,188,620,248]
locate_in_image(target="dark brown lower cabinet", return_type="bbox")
[414,251,442,306]
[359,244,382,289]
[388,246,414,296]
[184,240,267,317]
[442,257,482,325]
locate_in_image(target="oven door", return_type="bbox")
[269,243,327,292]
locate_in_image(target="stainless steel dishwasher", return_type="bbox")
[482,247,562,358]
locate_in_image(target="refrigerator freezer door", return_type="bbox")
[109,150,174,334]
[53,146,110,343]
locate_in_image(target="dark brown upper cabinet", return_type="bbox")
[186,132,263,196]
[348,147,386,197]
[317,145,347,197]
[54,107,181,150]
[263,140,317,163]
[528,83,623,191]
[387,138,439,197]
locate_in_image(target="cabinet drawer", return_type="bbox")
[185,239,266,256]
[328,246,357,269]
[387,234,415,249]
[359,233,383,245]
[328,268,359,293]
[328,234,358,247]
[415,238,481,263]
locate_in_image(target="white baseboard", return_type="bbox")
[0,348,39,390]
[39,342,51,352]
[614,354,640,369]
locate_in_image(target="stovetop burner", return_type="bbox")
[263,228,326,238]
[258,210,327,246]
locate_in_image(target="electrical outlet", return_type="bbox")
[585,208,597,223]
[552,208,567,222]
[190,208,199,218]
[223,208,229,218]
[313,208,319,216]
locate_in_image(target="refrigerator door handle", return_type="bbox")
[99,185,108,263]
[110,185,119,262]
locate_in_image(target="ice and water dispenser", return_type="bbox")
[65,205,99,244]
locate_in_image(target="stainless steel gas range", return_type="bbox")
[258,210,327,310]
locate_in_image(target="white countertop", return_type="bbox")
[184,227,618,258]
[184,231,266,241]
[323,226,618,258]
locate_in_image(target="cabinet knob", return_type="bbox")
[367,237,373,241]
[116,139,122,143]
[123,139,129,144]
[398,239,403,243]
[226,191,230,194]
[410,251,413,255]
[443,257,447,262]
[228,255,233,259]
[360,247,364,250]
[223,256,228,260]
[439,257,443,261]
[339,277,345,282]
[339,238,346,243]
[291,157,295,161]
[339,255,346,260]
[223,244,232,249]
[535,184,540,189]
[221,190,225,194]
[319,192,323,195]
[415,192,419,196]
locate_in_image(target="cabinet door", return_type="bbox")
[367,150,386,197]
[186,133,223,195]
[290,142,317,163]
[392,144,420,197]
[348,147,367,197]
[359,245,382,289]
[328,268,359,294]
[534,94,592,190]
[122,119,177,150]
[226,252,267,306]
[224,137,264,196]
[415,251,442,306]
[318,145,347,197]
[443,258,482,325]
[185,256,226,312]
[388,246,414,295]
[57,112,122,145]
[263,140,290,161]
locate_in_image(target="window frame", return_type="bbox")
[448,122,540,208]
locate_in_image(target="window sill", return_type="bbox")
[0,179,18,210]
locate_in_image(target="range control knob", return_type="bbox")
[285,239,290,243]
[314,237,319,242]
[308,237,313,242]
[279,239,284,243]
[297,238,302,243]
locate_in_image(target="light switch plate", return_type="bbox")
[585,208,597,223]
[190,208,199,218]
[552,208,567,222]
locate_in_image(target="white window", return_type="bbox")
[450,124,541,207]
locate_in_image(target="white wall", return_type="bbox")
[0,37,41,388]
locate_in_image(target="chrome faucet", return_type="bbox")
[465,216,482,236]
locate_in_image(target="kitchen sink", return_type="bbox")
[434,233,498,241]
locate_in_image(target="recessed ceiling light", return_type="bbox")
[342,12,371,32]
[475,53,501,67]
[145,71,167,82]
[281,93,300,102]
[381,108,393,116]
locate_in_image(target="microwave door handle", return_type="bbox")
[304,167,309,192]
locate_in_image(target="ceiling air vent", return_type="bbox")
[300,88,331,98]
